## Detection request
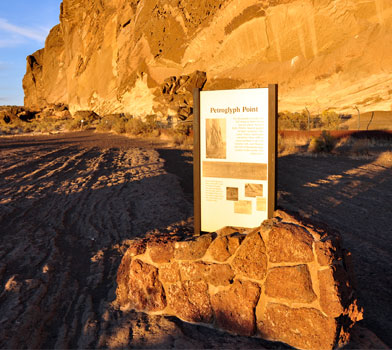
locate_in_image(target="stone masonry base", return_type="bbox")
[115,210,363,350]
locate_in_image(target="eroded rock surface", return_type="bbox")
[23,0,392,116]
[259,303,338,350]
[231,229,268,280]
[211,279,261,336]
[127,259,167,312]
[264,265,316,303]
[167,280,213,323]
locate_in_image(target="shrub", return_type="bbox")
[65,110,101,131]
[144,115,159,133]
[65,118,83,130]
[96,114,125,132]
[112,118,126,134]
[320,110,340,130]
[73,110,100,122]
[124,117,146,135]
[278,111,308,130]
[175,121,192,136]
[277,134,286,154]
[308,131,336,153]
[95,119,113,132]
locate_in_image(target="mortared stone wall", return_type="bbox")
[115,210,363,350]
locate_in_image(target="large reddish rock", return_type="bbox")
[158,262,180,284]
[315,236,342,266]
[159,261,233,286]
[126,259,166,312]
[259,303,338,350]
[207,232,245,262]
[231,230,267,280]
[167,280,213,323]
[127,239,147,257]
[318,265,351,317]
[211,280,260,336]
[147,239,175,263]
[115,249,133,306]
[267,223,314,263]
[178,262,234,286]
[174,234,213,260]
[342,249,358,289]
[265,265,316,303]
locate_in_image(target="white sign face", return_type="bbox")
[200,88,270,232]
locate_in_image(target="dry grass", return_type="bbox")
[0,115,70,135]
[278,133,310,155]
[95,115,193,147]
[1,112,194,148]
[278,131,392,157]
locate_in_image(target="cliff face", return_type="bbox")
[23,0,392,116]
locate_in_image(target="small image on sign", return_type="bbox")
[226,187,238,201]
[245,183,263,197]
[234,200,252,214]
[256,197,267,211]
[206,118,226,159]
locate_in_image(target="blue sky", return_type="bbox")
[0,1,62,106]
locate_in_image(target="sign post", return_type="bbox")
[193,85,277,234]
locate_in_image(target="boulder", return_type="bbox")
[122,259,166,312]
[178,262,234,286]
[231,229,268,280]
[147,239,175,264]
[266,223,314,263]
[315,236,342,266]
[0,107,24,124]
[155,70,207,123]
[265,265,316,303]
[207,231,245,262]
[167,280,213,323]
[17,110,36,122]
[174,233,214,260]
[211,280,260,336]
[318,265,352,317]
[259,303,338,350]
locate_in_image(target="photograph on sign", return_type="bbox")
[206,119,226,159]
[199,88,274,232]
[226,187,239,201]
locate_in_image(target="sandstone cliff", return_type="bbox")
[23,0,392,117]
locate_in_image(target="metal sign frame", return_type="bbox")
[193,85,278,234]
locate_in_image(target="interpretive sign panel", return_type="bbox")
[193,86,277,233]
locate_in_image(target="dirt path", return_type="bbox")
[278,151,392,347]
[0,131,287,349]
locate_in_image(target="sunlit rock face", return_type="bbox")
[23,0,392,116]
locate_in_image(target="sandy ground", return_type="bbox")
[0,131,390,349]
[0,131,290,349]
[278,151,392,347]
